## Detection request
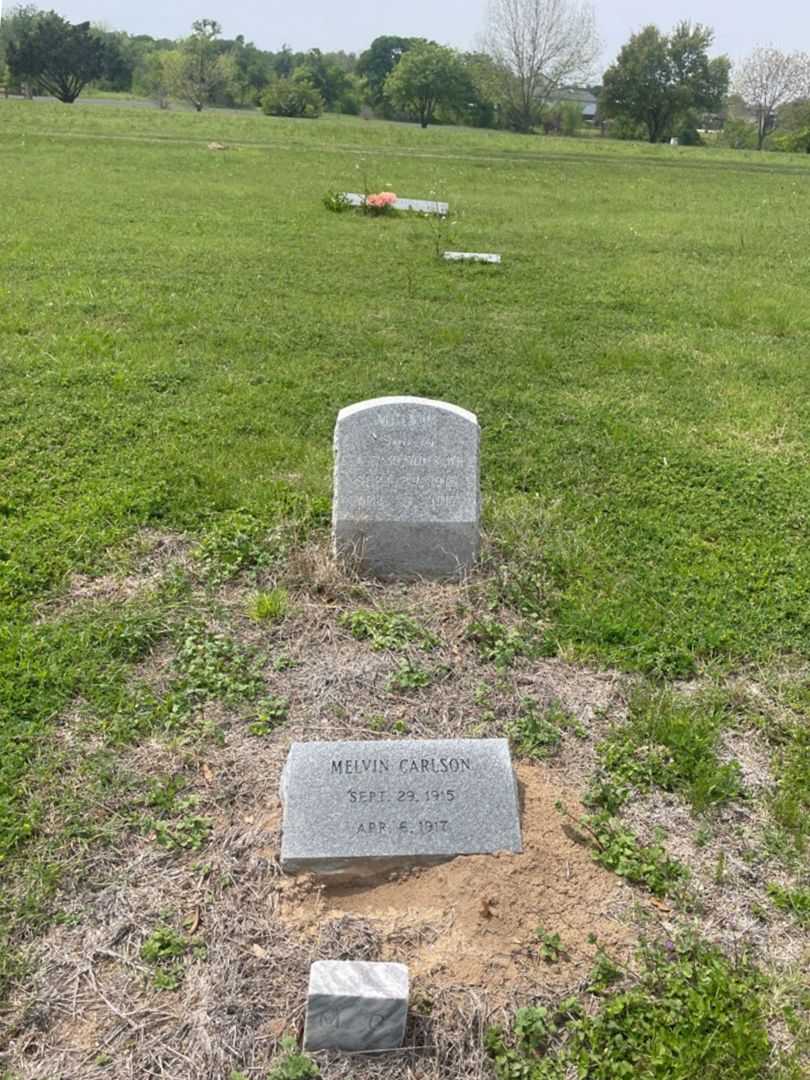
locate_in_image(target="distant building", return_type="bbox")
[546,87,599,122]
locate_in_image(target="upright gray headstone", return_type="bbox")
[332,396,480,579]
[280,737,522,876]
[303,960,409,1053]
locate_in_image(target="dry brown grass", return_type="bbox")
[3,533,808,1079]
[35,530,193,623]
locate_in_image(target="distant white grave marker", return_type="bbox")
[341,192,448,216]
[443,251,501,264]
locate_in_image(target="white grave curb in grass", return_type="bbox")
[303,961,409,1052]
[342,192,449,216]
[443,251,501,264]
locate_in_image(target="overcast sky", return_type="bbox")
[28,1,810,70]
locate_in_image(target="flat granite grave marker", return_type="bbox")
[332,396,480,580]
[280,737,522,876]
[443,251,502,264]
[341,192,449,215]
[303,960,409,1052]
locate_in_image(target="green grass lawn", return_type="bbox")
[1,102,809,1074]
[4,104,810,675]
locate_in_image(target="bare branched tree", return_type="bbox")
[733,46,810,149]
[485,0,600,131]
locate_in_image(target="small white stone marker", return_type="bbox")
[341,192,448,216]
[303,960,409,1052]
[443,251,501,264]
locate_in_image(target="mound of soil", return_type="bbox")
[276,763,640,1001]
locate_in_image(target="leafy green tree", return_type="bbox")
[224,35,273,105]
[90,29,138,92]
[6,10,107,103]
[0,4,39,94]
[601,22,729,143]
[126,34,176,95]
[296,48,350,109]
[384,42,467,128]
[163,19,243,110]
[211,51,242,106]
[261,72,323,118]
[334,72,364,114]
[170,19,230,111]
[772,99,810,152]
[133,49,174,106]
[718,118,758,150]
[272,45,296,78]
[320,50,356,74]
[460,51,507,127]
[543,98,584,135]
[155,49,187,105]
[357,35,414,105]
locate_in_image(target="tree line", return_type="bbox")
[0,9,517,125]
[1,1,809,151]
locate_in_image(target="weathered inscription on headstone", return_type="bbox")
[303,960,409,1052]
[280,738,521,875]
[332,396,480,579]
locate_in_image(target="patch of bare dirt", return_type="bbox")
[2,754,636,1080]
[2,610,629,1080]
[278,763,638,999]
